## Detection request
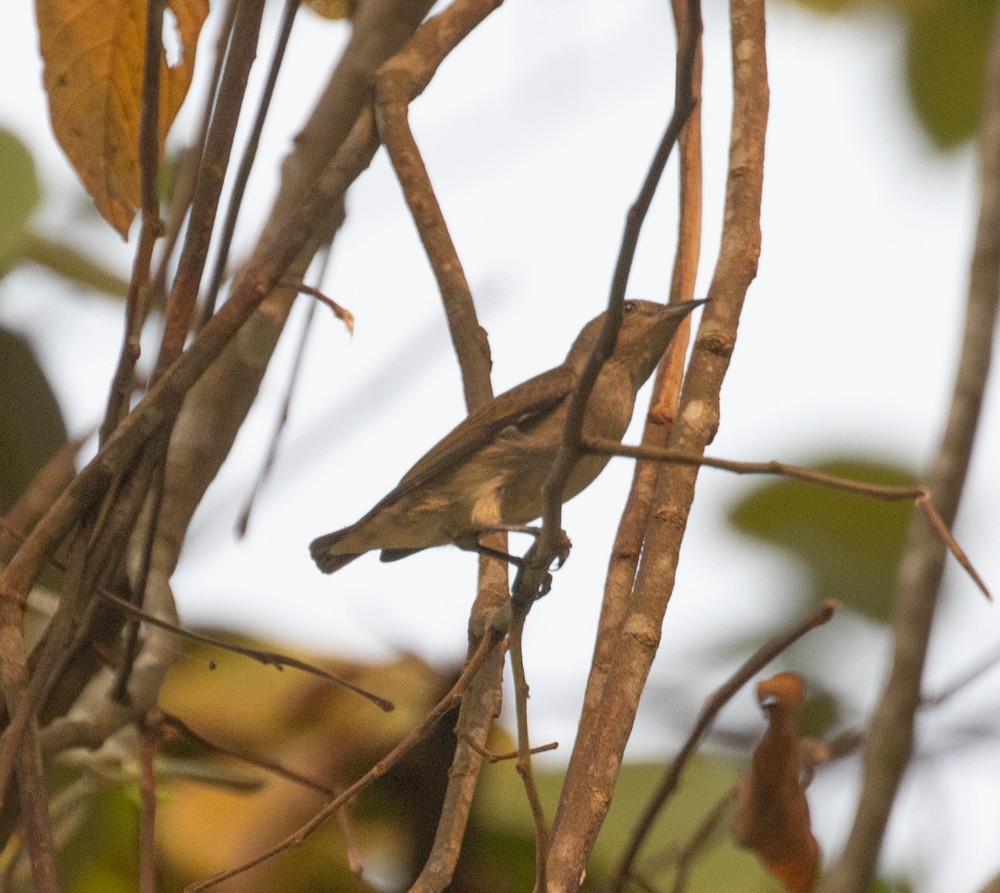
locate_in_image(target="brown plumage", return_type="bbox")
[310,299,703,573]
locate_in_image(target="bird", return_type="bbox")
[310,298,704,574]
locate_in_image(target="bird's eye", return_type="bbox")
[623,301,637,314]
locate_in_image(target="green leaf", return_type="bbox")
[728,458,917,622]
[594,758,785,892]
[782,0,863,14]
[58,783,140,893]
[905,0,995,147]
[473,757,783,891]
[0,329,68,515]
[871,878,912,893]
[0,129,41,277]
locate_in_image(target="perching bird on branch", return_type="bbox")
[310,299,704,574]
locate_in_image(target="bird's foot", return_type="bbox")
[553,530,572,569]
[470,525,573,570]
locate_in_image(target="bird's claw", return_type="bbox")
[552,530,572,569]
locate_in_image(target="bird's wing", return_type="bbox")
[365,365,575,514]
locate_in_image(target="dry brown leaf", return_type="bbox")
[733,672,820,893]
[36,0,208,236]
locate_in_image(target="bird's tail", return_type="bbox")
[310,529,361,574]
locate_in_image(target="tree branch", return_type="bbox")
[816,6,1000,892]
[547,0,768,885]
[609,601,837,891]
[574,0,705,808]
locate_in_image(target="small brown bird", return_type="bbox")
[310,299,704,573]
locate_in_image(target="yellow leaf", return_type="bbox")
[36,0,208,237]
[303,0,356,20]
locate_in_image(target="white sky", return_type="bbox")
[2,1,999,890]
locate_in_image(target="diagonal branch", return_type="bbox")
[609,600,837,891]
[514,0,702,603]
[185,629,503,892]
[816,6,1000,892]
[371,5,515,890]
[583,439,990,600]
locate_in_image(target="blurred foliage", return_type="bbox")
[0,129,40,278]
[728,457,917,622]
[783,0,997,147]
[906,0,996,147]
[302,0,356,19]
[871,880,912,893]
[797,686,840,739]
[474,752,784,891]
[0,328,68,515]
[587,758,784,891]
[0,629,845,893]
[0,127,128,297]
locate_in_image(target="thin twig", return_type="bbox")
[508,597,549,892]
[516,0,701,602]
[583,438,991,601]
[160,712,338,796]
[278,279,354,332]
[463,736,558,764]
[199,0,301,325]
[139,713,160,893]
[547,0,722,885]
[185,630,502,892]
[819,8,1000,878]
[111,460,168,702]
[147,0,240,314]
[93,586,393,710]
[153,0,266,380]
[0,518,393,713]
[236,256,338,538]
[924,643,1000,707]
[608,600,837,892]
[100,0,166,443]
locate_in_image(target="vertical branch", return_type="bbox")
[371,4,514,890]
[816,7,1000,892]
[0,0,176,880]
[139,715,161,893]
[199,0,302,325]
[547,0,768,886]
[153,0,266,379]
[147,0,240,314]
[152,0,433,582]
[513,0,701,601]
[576,0,704,752]
[374,37,498,409]
[101,0,166,442]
